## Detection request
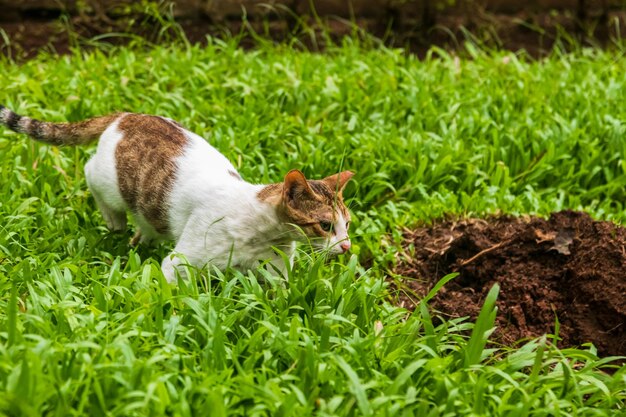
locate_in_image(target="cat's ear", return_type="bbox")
[323,171,354,194]
[283,169,315,203]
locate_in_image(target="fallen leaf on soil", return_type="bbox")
[534,228,574,255]
[551,228,575,255]
[534,229,556,244]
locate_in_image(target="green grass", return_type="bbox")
[0,39,625,416]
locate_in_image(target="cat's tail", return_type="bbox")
[0,105,119,146]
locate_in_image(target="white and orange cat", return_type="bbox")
[0,105,353,282]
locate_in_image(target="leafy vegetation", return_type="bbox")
[0,39,624,415]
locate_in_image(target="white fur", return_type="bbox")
[328,212,351,254]
[162,131,296,281]
[85,118,128,231]
[86,121,297,282]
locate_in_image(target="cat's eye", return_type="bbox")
[319,221,333,232]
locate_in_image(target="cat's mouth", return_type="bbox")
[311,238,351,255]
[286,224,351,255]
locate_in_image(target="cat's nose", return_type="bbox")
[340,241,351,253]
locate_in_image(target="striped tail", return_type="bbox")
[0,105,119,146]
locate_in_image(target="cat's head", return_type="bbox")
[278,169,354,255]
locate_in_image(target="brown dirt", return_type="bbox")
[392,210,626,358]
[2,8,626,60]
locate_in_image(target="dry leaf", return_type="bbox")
[551,228,575,255]
[534,229,556,244]
[534,228,574,255]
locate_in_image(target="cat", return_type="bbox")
[0,105,353,282]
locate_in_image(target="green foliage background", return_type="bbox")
[0,39,625,415]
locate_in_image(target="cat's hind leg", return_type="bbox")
[132,214,160,246]
[92,191,127,231]
[85,159,127,231]
[130,230,142,247]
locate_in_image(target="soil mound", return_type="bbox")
[393,210,626,357]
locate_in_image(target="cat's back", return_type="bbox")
[93,112,241,237]
[103,113,238,187]
[176,128,240,183]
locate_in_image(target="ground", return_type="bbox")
[392,210,626,358]
[2,9,626,59]
[1,32,625,415]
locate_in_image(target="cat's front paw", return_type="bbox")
[161,254,189,284]
[161,257,177,283]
